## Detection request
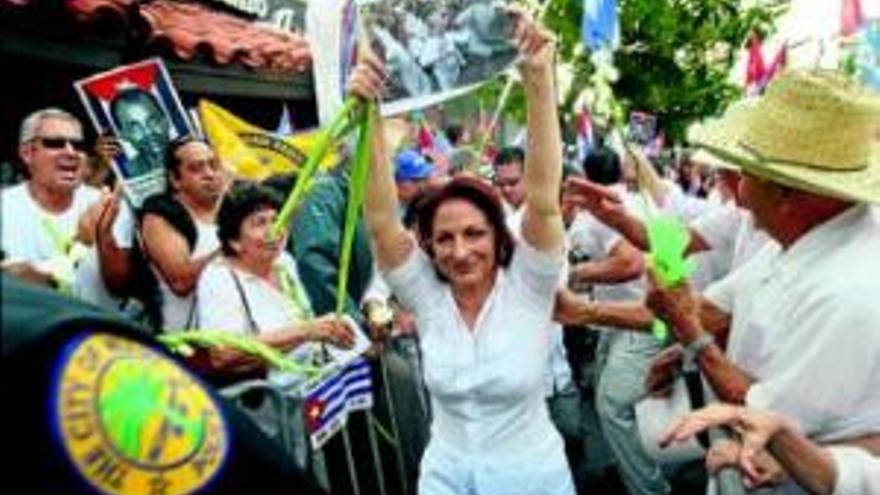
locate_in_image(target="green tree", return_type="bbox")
[475,0,786,144]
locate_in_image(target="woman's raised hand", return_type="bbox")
[510,9,556,79]
[348,51,389,102]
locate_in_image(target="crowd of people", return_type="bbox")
[1,12,878,495]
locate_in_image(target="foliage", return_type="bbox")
[480,0,786,144]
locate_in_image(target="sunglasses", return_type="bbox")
[33,137,88,152]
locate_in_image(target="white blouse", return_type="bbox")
[384,237,575,495]
[196,252,314,387]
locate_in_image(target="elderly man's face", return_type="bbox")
[739,173,785,232]
[19,117,86,193]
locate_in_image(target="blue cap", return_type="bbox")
[394,149,434,182]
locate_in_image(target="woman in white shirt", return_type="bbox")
[194,182,354,382]
[351,15,574,495]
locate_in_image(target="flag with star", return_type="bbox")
[302,357,373,449]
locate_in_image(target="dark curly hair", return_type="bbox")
[217,181,283,257]
[415,176,515,281]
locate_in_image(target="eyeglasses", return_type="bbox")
[32,137,87,152]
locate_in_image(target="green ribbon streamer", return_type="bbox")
[335,102,374,316]
[645,214,694,342]
[646,215,694,288]
[271,97,362,239]
[159,331,323,377]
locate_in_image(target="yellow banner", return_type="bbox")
[198,99,337,181]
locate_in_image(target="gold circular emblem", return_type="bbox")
[55,333,228,495]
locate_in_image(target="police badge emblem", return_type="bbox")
[53,333,229,495]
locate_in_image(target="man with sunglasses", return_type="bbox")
[1,108,104,290]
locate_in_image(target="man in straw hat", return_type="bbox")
[641,70,880,491]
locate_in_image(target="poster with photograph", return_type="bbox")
[628,111,658,146]
[359,0,518,115]
[75,58,193,207]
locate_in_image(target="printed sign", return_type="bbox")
[76,59,193,207]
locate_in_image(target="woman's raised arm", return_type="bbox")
[349,54,416,270]
[515,15,565,254]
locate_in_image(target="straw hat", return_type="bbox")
[686,123,739,171]
[690,70,880,203]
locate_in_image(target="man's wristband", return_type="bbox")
[682,332,714,369]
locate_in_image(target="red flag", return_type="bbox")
[83,63,158,101]
[417,123,434,153]
[745,34,766,95]
[576,109,594,162]
[841,0,864,37]
[765,43,787,82]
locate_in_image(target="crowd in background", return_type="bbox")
[2,31,878,495]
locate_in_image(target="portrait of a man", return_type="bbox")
[76,58,193,207]
[109,87,172,177]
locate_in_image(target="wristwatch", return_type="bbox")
[681,332,714,370]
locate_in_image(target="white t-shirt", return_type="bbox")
[691,206,773,275]
[706,206,880,443]
[384,237,574,495]
[157,219,219,330]
[1,182,100,264]
[73,202,135,311]
[829,446,880,495]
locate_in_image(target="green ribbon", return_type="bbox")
[336,102,373,315]
[646,215,694,289]
[645,214,694,342]
[159,331,323,376]
[271,97,362,240]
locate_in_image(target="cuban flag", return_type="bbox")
[575,109,594,164]
[302,357,373,449]
[582,0,620,52]
[745,34,787,97]
[841,0,865,37]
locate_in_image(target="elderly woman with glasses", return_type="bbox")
[193,182,355,382]
[350,13,574,495]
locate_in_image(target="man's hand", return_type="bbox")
[646,269,702,344]
[363,299,394,342]
[660,403,744,448]
[645,344,682,397]
[95,186,123,241]
[659,404,792,488]
[553,288,596,326]
[94,135,122,167]
[76,189,116,246]
[564,177,627,227]
[2,260,55,287]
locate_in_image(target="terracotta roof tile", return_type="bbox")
[138,0,311,73]
[65,0,134,24]
[5,0,312,74]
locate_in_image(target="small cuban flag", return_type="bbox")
[302,357,373,449]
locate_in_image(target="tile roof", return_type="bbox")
[3,0,312,74]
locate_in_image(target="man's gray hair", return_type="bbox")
[19,108,82,144]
